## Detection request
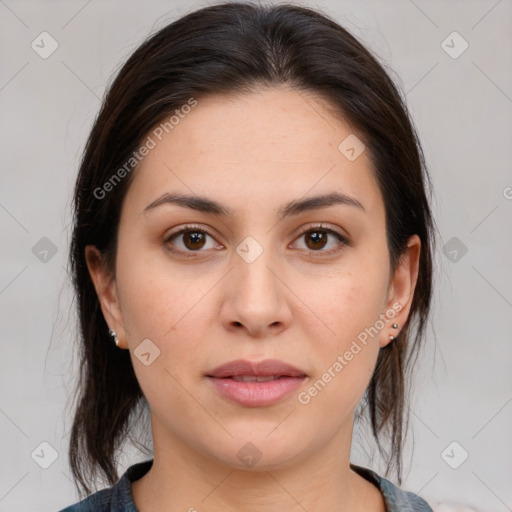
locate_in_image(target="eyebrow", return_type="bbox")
[143,191,366,218]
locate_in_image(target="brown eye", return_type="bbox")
[294,225,350,256]
[181,230,207,250]
[165,226,220,255]
[304,230,329,250]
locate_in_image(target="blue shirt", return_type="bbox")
[59,459,433,511]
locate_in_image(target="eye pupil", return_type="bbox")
[307,230,328,250]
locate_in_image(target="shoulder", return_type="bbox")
[57,486,117,512]
[350,464,434,512]
[57,460,153,512]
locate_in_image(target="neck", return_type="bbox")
[131,416,385,512]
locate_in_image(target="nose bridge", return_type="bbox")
[226,231,290,328]
[234,233,280,299]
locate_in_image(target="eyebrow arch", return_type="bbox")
[143,191,366,218]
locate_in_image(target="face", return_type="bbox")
[86,86,420,471]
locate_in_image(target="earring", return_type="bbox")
[109,328,120,347]
[389,323,399,341]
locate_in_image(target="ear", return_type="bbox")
[380,234,421,348]
[85,245,127,349]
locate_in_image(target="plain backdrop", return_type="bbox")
[1,0,511,511]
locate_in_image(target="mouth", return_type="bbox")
[206,358,307,379]
[225,375,294,382]
[206,359,307,407]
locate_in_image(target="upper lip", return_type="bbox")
[207,359,307,378]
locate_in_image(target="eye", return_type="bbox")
[164,223,350,258]
[292,224,350,256]
[164,225,221,257]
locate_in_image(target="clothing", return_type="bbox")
[58,459,433,511]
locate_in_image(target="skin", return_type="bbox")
[86,85,421,512]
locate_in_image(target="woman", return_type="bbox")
[60,2,437,510]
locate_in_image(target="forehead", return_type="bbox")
[121,86,383,220]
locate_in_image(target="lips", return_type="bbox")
[206,359,307,407]
[206,359,307,379]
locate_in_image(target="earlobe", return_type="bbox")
[84,245,126,348]
[380,234,421,348]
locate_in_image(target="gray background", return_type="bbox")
[1,0,511,510]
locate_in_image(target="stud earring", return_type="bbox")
[109,328,120,347]
[389,323,399,341]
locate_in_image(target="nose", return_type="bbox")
[220,240,293,338]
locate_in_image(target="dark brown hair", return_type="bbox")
[68,0,436,497]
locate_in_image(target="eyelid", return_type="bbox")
[165,223,219,241]
[292,222,350,244]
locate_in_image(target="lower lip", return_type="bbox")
[207,376,307,407]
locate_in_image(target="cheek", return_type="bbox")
[115,250,222,404]
[304,264,388,345]
[296,262,388,405]
[115,242,205,340]
[116,258,206,408]
[300,282,384,414]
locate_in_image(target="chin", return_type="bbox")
[203,435,306,472]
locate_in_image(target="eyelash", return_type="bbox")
[164,223,350,258]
